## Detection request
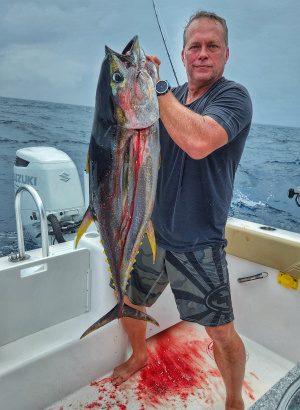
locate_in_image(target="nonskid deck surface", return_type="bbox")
[45,321,294,410]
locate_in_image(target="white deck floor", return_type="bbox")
[45,321,294,410]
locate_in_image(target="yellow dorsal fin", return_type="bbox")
[146,220,156,263]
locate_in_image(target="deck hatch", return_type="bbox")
[0,248,90,347]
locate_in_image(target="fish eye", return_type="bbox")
[112,72,124,83]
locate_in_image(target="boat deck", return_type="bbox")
[45,321,294,410]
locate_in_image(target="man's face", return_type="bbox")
[182,18,229,88]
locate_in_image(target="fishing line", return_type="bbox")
[151,0,179,86]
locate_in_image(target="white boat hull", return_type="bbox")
[0,218,299,409]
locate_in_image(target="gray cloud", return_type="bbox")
[0,0,299,127]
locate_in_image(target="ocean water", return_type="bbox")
[0,95,299,258]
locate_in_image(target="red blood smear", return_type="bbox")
[85,403,101,409]
[60,323,258,409]
[243,381,256,401]
[208,369,222,377]
[135,327,216,406]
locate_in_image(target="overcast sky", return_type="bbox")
[1,0,299,127]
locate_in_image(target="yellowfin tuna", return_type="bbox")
[76,36,160,338]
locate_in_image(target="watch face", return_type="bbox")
[156,81,168,94]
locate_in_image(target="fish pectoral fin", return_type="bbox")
[146,220,156,263]
[122,304,159,327]
[75,206,94,248]
[80,303,159,339]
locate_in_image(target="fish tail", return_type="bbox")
[80,303,159,339]
[122,303,159,326]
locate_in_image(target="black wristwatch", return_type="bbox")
[155,80,171,96]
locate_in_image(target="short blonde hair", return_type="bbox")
[183,11,228,48]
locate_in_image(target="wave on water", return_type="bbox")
[0,231,39,258]
[231,191,265,210]
[0,96,299,257]
[265,159,300,165]
[230,190,300,232]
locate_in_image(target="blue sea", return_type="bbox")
[0,95,299,258]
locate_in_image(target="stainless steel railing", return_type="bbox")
[9,185,49,261]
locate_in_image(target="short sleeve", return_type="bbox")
[201,85,252,142]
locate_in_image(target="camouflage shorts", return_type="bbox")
[112,235,234,327]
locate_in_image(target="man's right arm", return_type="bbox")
[157,90,229,160]
[147,54,228,160]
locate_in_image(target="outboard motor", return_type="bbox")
[14,147,85,245]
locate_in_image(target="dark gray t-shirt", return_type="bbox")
[151,77,252,252]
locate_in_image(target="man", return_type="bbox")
[112,10,252,410]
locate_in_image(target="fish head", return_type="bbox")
[105,36,159,129]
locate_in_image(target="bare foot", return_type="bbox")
[112,354,148,386]
[225,398,244,410]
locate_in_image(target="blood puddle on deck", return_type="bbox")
[45,321,289,410]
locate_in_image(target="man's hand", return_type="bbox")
[146,55,161,80]
[145,55,228,160]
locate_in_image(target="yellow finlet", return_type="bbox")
[103,250,106,255]
[146,219,156,263]
[108,267,111,272]
[278,272,299,290]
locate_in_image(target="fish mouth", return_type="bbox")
[105,36,140,67]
